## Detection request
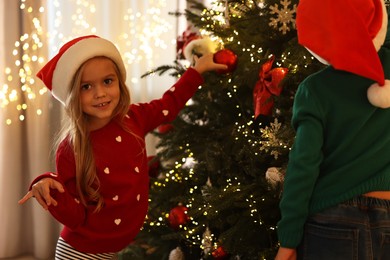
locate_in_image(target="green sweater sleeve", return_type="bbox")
[277,80,325,248]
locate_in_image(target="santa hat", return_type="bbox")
[37,35,126,105]
[183,36,218,63]
[296,0,390,108]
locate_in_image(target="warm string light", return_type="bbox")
[147,148,196,227]
[146,131,279,252]
[146,3,297,251]
[49,0,173,84]
[146,4,291,248]
[2,0,173,125]
[201,2,226,28]
[1,0,47,125]
[121,3,173,65]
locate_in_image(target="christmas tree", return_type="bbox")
[120,0,323,259]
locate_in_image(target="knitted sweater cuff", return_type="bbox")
[277,229,303,249]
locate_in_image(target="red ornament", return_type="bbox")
[212,246,228,259]
[213,49,238,74]
[253,55,288,118]
[157,123,174,134]
[168,205,189,230]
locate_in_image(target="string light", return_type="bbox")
[2,0,173,125]
[0,0,47,125]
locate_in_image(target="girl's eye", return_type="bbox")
[81,83,91,90]
[104,78,113,85]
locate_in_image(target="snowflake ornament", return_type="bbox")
[259,119,284,159]
[269,0,297,34]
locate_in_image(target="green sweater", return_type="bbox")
[277,41,390,248]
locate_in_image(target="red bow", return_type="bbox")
[253,55,288,118]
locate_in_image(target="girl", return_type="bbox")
[18,35,227,258]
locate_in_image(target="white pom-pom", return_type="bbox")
[183,37,218,62]
[367,80,390,108]
[169,247,185,260]
[265,167,284,187]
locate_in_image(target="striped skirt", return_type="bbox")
[55,237,117,260]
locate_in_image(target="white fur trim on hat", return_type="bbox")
[183,37,217,62]
[52,37,126,105]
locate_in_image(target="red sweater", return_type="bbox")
[30,68,203,253]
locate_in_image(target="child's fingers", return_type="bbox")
[42,179,63,206]
[18,191,33,205]
[215,64,228,70]
[18,191,49,210]
[40,182,54,206]
[33,192,49,210]
[50,198,59,207]
[47,179,63,206]
[31,179,53,207]
[49,179,64,193]
[19,178,63,209]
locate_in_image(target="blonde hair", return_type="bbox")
[54,57,131,212]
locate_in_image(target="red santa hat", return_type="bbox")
[183,36,218,63]
[37,35,126,105]
[296,0,390,108]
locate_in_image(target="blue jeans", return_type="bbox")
[297,196,390,260]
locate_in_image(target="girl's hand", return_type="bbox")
[193,53,228,74]
[275,247,297,260]
[18,178,64,210]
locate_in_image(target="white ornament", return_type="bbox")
[201,177,212,197]
[169,247,185,260]
[202,227,213,255]
[265,167,284,186]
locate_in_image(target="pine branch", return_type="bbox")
[141,61,186,78]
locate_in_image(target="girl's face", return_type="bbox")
[79,57,121,131]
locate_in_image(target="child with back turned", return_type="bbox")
[276,0,390,259]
